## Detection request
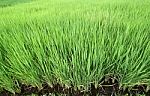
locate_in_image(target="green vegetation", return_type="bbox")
[0,0,150,94]
[0,0,32,7]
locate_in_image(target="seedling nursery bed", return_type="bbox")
[1,76,150,96]
[1,0,150,96]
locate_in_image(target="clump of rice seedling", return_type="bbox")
[0,0,150,95]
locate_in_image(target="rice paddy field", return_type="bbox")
[0,0,150,95]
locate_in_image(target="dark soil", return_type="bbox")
[1,76,150,96]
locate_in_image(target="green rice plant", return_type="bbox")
[0,42,19,93]
[0,0,150,94]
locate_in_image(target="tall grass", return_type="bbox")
[0,0,150,93]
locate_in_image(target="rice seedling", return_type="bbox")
[0,0,150,95]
